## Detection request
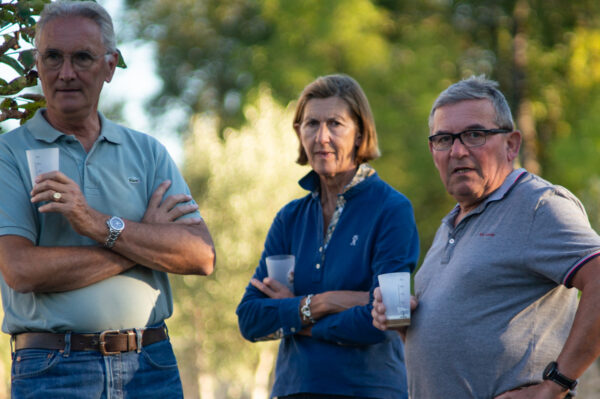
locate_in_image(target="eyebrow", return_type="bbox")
[433,123,487,135]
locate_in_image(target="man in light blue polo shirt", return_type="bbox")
[0,2,215,398]
[372,76,600,399]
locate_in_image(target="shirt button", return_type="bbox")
[449,238,455,244]
[316,264,321,269]
[291,327,296,332]
[319,247,323,253]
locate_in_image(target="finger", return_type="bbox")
[250,278,275,297]
[35,171,76,188]
[148,180,172,210]
[167,203,199,220]
[263,277,285,290]
[373,287,382,301]
[161,194,194,212]
[173,217,204,225]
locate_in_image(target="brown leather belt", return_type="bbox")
[12,327,167,356]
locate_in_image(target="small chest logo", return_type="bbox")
[128,177,140,184]
[350,235,359,246]
[479,233,495,237]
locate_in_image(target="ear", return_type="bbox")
[104,51,119,83]
[505,130,522,162]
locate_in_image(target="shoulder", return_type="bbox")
[276,192,315,219]
[360,173,414,210]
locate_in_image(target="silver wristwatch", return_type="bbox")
[301,294,316,324]
[104,216,125,248]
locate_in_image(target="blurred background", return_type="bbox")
[2,0,600,397]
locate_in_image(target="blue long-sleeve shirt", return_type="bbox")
[236,170,419,398]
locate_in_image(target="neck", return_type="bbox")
[43,109,101,152]
[319,167,357,207]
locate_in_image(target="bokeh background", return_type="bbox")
[2,0,600,398]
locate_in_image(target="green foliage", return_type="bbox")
[0,0,49,130]
[174,88,306,396]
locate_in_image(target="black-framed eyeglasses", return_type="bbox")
[428,128,512,151]
[36,49,109,71]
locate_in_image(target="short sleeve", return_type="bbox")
[524,186,600,285]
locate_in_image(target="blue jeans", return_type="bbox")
[11,338,183,398]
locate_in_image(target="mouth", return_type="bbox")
[451,167,476,175]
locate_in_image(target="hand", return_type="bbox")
[142,180,202,224]
[494,381,569,399]
[30,171,101,236]
[250,277,294,299]
[371,287,418,340]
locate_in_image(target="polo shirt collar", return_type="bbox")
[26,108,122,145]
[443,168,528,225]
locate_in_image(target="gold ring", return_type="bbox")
[52,192,62,201]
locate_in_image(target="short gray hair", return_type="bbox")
[35,1,117,53]
[429,75,514,132]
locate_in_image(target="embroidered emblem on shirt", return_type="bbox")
[350,235,359,246]
[128,177,140,184]
[479,233,495,237]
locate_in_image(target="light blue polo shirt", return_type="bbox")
[0,109,200,333]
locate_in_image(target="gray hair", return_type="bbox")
[35,1,117,53]
[428,75,514,132]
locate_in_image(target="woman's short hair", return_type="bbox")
[293,74,380,165]
[429,75,514,132]
[35,1,117,53]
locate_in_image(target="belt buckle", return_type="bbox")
[99,330,121,356]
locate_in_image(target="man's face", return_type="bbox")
[36,16,117,121]
[429,99,520,211]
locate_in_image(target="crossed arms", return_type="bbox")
[0,172,215,293]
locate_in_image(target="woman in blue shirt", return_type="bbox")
[236,74,419,399]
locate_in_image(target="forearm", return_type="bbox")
[0,236,135,293]
[111,220,215,275]
[304,290,370,320]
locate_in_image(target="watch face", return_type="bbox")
[543,362,555,379]
[110,217,125,230]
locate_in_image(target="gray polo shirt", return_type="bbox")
[0,109,200,333]
[406,168,600,398]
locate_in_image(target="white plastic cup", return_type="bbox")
[26,148,59,186]
[378,272,411,327]
[265,254,295,292]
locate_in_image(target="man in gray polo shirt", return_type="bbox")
[372,76,600,399]
[0,2,215,397]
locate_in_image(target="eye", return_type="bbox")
[464,130,485,140]
[303,119,319,128]
[433,134,452,145]
[327,119,342,127]
[43,50,62,63]
[73,51,95,66]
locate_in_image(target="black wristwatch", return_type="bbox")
[543,361,578,391]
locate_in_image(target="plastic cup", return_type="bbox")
[378,272,411,327]
[26,148,59,186]
[265,254,295,292]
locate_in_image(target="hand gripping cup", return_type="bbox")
[378,272,411,327]
[265,255,295,292]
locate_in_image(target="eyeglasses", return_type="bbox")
[428,128,511,151]
[36,49,109,71]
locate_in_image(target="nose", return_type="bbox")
[449,135,469,157]
[58,57,76,81]
[315,123,331,144]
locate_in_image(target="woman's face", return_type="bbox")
[296,96,361,179]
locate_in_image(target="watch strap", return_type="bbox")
[104,216,124,248]
[301,294,316,324]
[543,361,578,391]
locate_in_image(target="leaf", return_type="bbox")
[0,54,24,75]
[117,49,127,69]
[18,49,35,70]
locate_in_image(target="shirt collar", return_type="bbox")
[26,108,122,145]
[443,168,528,226]
[299,163,376,197]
